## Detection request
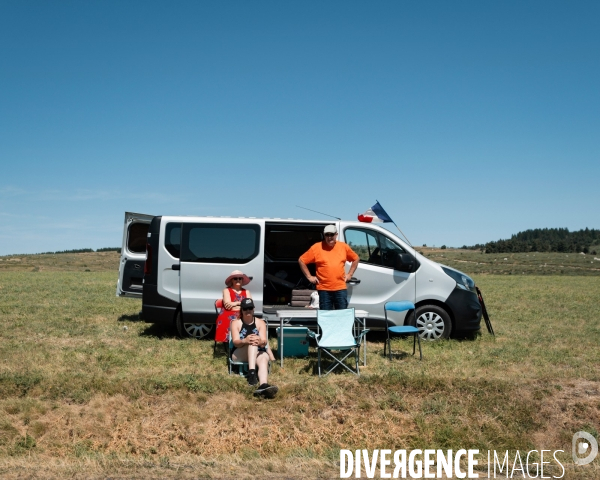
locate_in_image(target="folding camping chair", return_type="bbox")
[213,299,225,354]
[383,301,422,361]
[228,337,249,376]
[308,308,369,377]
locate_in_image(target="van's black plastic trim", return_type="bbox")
[445,287,482,332]
[143,216,162,286]
[141,305,176,325]
[143,284,178,308]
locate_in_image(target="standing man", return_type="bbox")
[298,225,360,310]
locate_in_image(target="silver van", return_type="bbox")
[117,212,482,341]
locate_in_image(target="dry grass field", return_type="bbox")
[0,252,599,478]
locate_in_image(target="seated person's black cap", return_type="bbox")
[241,298,255,309]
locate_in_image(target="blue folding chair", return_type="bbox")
[384,301,422,361]
[308,308,369,376]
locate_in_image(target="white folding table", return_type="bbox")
[275,309,369,368]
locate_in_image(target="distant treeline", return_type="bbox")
[482,228,600,254]
[36,247,121,255]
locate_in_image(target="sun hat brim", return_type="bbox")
[225,270,252,287]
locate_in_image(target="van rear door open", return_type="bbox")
[117,212,154,298]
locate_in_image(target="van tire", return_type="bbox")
[408,304,452,341]
[175,310,214,340]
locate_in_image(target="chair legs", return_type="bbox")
[317,347,360,377]
[317,348,321,377]
[387,333,422,361]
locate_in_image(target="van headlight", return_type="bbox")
[441,267,475,291]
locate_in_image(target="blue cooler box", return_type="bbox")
[276,327,309,357]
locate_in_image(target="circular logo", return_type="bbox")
[572,431,598,466]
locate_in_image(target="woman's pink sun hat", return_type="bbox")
[225,270,252,287]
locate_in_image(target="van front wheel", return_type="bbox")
[175,311,214,340]
[409,305,452,341]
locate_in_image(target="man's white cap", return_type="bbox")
[324,224,337,234]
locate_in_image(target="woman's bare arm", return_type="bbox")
[222,288,236,310]
[255,318,268,348]
[231,320,247,348]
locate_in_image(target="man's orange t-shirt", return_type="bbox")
[299,241,359,291]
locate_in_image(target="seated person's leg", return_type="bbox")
[266,343,276,362]
[232,345,249,362]
[256,351,269,385]
[246,344,258,370]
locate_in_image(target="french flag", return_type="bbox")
[358,201,394,223]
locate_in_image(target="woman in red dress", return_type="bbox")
[215,270,251,343]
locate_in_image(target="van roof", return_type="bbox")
[160,215,335,222]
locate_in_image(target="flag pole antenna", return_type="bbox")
[295,205,341,220]
[375,199,413,247]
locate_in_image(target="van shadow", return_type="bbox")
[366,329,481,343]
[117,313,144,322]
[138,323,180,339]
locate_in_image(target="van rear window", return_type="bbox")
[181,223,260,264]
[165,223,181,258]
[127,223,149,254]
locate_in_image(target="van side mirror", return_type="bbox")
[394,253,416,273]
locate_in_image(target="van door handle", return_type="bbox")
[347,277,361,285]
[172,264,180,270]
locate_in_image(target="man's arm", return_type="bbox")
[344,245,360,282]
[299,258,319,285]
[344,258,360,282]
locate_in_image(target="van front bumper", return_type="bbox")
[446,287,482,333]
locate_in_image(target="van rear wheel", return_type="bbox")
[408,305,452,341]
[175,311,213,340]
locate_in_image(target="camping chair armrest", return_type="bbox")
[306,330,319,340]
[355,329,370,342]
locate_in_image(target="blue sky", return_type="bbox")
[1,1,598,255]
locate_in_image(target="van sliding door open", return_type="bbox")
[263,222,329,310]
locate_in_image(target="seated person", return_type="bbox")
[215,270,276,361]
[215,270,251,342]
[230,298,278,398]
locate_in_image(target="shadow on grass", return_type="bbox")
[366,329,482,343]
[365,330,387,345]
[138,323,179,339]
[453,330,483,342]
[117,313,143,322]
[213,343,229,359]
[299,353,372,376]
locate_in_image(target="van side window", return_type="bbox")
[165,223,181,259]
[344,228,406,269]
[379,234,406,268]
[181,223,260,264]
[344,228,382,266]
[127,223,149,254]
